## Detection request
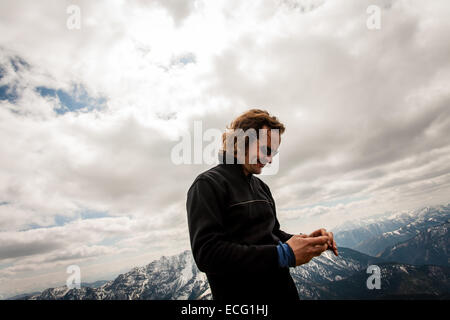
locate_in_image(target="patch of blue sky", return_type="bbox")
[96,237,120,247]
[170,52,196,67]
[0,59,23,103]
[80,210,111,220]
[9,56,29,72]
[53,215,75,226]
[36,85,106,115]
[280,195,370,211]
[19,210,111,231]
[53,210,111,226]
[0,262,14,270]
[0,84,18,103]
[178,53,196,65]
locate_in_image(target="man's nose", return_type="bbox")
[262,155,273,164]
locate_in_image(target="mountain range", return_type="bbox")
[332,204,450,256]
[9,204,450,300]
[378,221,449,266]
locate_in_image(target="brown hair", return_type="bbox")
[222,109,285,158]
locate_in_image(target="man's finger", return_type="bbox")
[309,228,327,238]
[327,231,334,241]
[307,235,330,245]
[333,240,338,256]
[312,243,328,255]
[298,234,308,238]
[324,238,338,256]
[326,231,334,247]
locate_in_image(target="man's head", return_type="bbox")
[221,109,285,175]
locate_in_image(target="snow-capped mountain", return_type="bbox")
[22,244,450,300]
[378,222,449,266]
[22,247,387,300]
[290,247,384,299]
[6,281,108,300]
[332,204,450,256]
[17,204,450,300]
[29,250,210,300]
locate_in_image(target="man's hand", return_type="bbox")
[286,235,330,266]
[309,228,338,256]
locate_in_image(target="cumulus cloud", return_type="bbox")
[0,0,449,298]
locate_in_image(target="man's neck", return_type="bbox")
[241,164,250,176]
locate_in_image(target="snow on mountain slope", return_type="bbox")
[23,203,450,300]
[378,222,450,266]
[26,247,382,300]
[29,250,209,300]
[25,243,450,300]
[333,204,450,256]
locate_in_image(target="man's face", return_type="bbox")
[242,125,280,175]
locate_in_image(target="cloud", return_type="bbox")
[0,0,449,298]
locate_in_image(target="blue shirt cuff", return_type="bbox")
[276,240,296,268]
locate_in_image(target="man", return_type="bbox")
[186,109,338,301]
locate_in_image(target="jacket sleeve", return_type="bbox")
[273,217,294,243]
[186,177,280,274]
[262,182,295,243]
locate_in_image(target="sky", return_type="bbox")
[0,0,449,298]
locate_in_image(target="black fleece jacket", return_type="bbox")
[186,151,299,301]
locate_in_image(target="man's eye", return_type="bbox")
[261,146,271,155]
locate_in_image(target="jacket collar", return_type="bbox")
[218,150,253,180]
